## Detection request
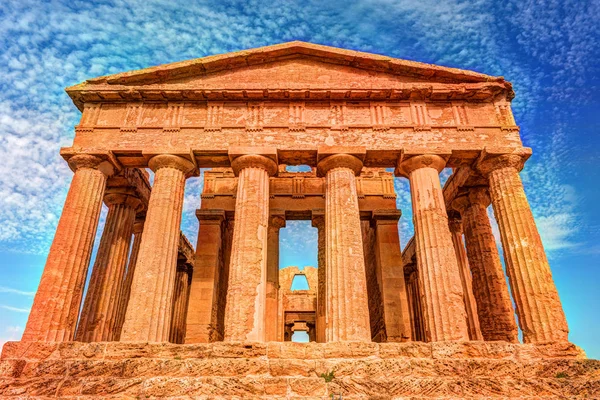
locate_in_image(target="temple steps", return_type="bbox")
[1,341,598,399]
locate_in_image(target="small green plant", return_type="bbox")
[556,372,568,379]
[174,356,181,360]
[320,370,335,382]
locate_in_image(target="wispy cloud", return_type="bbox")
[0,305,31,313]
[0,286,35,297]
[0,0,595,260]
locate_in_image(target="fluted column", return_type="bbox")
[114,216,144,340]
[311,211,326,343]
[170,266,191,344]
[447,214,483,341]
[318,154,370,342]
[478,154,569,343]
[397,154,469,342]
[76,190,141,342]
[223,154,277,342]
[266,212,285,341]
[121,155,196,342]
[23,154,115,342]
[453,189,519,342]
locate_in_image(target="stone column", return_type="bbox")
[397,154,469,342]
[121,155,196,342]
[266,212,286,342]
[447,213,483,341]
[23,154,114,342]
[453,189,518,342]
[404,263,426,342]
[317,154,371,342]
[223,154,277,342]
[311,211,326,343]
[185,210,225,343]
[170,266,192,344]
[76,190,141,342]
[114,216,144,340]
[478,154,569,343]
[372,210,412,342]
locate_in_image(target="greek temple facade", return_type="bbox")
[21,41,569,346]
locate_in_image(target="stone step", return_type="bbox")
[1,341,598,399]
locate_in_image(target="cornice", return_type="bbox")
[67,82,510,111]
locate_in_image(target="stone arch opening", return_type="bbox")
[291,274,310,291]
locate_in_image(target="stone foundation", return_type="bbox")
[1,341,598,399]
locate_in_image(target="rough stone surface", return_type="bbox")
[320,154,371,342]
[76,192,139,343]
[22,155,112,342]
[455,188,519,342]
[223,155,275,342]
[398,155,469,342]
[121,155,195,342]
[448,215,483,341]
[480,155,569,343]
[1,341,596,399]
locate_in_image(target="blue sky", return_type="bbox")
[0,0,598,356]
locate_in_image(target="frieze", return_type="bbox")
[82,100,514,132]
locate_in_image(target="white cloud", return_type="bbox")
[0,305,31,313]
[0,287,35,297]
[0,0,592,260]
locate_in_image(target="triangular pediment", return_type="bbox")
[69,41,505,88]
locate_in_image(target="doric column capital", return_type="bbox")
[450,195,469,214]
[133,216,145,234]
[372,209,402,226]
[468,186,491,207]
[452,186,491,214]
[396,154,447,178]
[148,154,196,177]
[196,209,226,225]
[447,211,463,234]
[103,192,144,211]
[317,153,363,176]
[475,148,532,177]
[231,154,278,177]
[311,209,325,229]
[269,212,286,229]
[104,186,144,210]
[67,154,117,177]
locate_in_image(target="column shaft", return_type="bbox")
[448,218,483,341]
[458,190,518,342]
[487,163,568,342]
[170,268,191,344]
[185,212,224,343]
[76,195,138,342]
[23,155,110,342]
[121,155,194,342]
[373,216,412,342]
[312,214,326,343]
[398,155,469,342]
[405,267,426,342]
[266,214,285,341]
[320,154,371,342]
[224,154,276,342]
[114,218,144,340]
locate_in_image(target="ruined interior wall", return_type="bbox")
[361,221,385,342]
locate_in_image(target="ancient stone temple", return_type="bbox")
[1,42,598,398]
